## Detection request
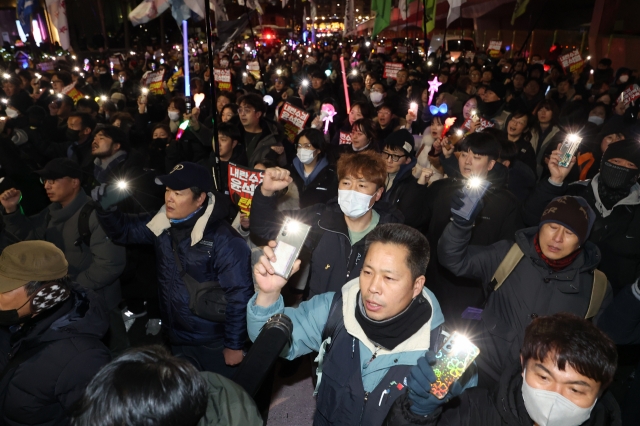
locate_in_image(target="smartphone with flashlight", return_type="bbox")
[430,331,480,399]
[558,134,582,168]
[451,178,491,221]
[409,102,419,116]
[270,218,311,280]
[141,88,149,103]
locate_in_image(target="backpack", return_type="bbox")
[490,243,608,319]
[74,203,95,247]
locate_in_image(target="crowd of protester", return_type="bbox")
[0,35,637,425]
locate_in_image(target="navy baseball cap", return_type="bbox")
[35,158,82,180]
[155,162,213,192]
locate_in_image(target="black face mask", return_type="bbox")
[66,128,81,142]
[600,161,639,190]
[0,298,31,327]
[152,138,168,150]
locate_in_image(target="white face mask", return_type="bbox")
[297,148,316,164]
[338,189,374,219]
[370,92,384,104]
[168,111,180,121]
[588,115,604,126]
[619,75,629,83]
[5,107,19,118]
[521,369,596,426]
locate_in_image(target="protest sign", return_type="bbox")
[61,83,84,103]
[142,69,166,95]
[214,69,232,91]
[37,62,55,72]
[228,163,264,215]
[339,131,352,145]
[247,61,260,80]
[462,117,495,132]
[279,102,310,142]
[396,46,407,55]
[109,56,122,71]
[620,84,640,107]
[558,50,584,74]
[383,62,404,79]
[377,46,386,54]
[488,40,502,58]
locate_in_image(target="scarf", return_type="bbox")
[533,233,581,272]
[355,291,432,350]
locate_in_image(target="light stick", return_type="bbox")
[340,56,351,114]
[320,104,337,134]
[194,93,205,108]
[182,20,190,98]
[427,76,442,106]
[441,117,456,139]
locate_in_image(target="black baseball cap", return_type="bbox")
[35,158,82,180]
[155,162,213,192]
[384,129,415,156]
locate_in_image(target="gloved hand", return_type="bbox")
[408,351,463,417]
[450,188,484,226]
[90,183,107,202]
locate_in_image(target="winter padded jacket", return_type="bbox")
[250,186,404,299]
[0,287,111,426]
[95,193,254,348]
[437,221,613,383]
[523,176,640,292]
[383,363,621,426]
[2,191,126,310]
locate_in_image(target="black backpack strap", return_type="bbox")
[75,203,95,247]
[321,291,344,349]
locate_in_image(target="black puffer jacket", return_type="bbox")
[250,186,404,298]
[437,222,613,383]
[383,363,621,426]
[0,287,111,426]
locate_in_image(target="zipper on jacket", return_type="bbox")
[363,346,380,370]
[317,222,354,279]
[358,391,370,425]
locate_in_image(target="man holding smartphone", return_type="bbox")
[250,150,403,298]
[248,223,448,426]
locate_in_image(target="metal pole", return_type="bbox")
[204,0,222,191]
[606,33,613,57]
[528,30,535,62]
[96,0,108,49]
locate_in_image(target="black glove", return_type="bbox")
[408,351,463,416]
[450,188,484,225]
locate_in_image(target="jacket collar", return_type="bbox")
[48,191,90,222]
[591,174,640,218]
[341,278,433,356]
[146,193,215,246]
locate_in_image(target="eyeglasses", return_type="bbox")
[296,143,314,149]
[382,151,406,162]
[238,107,255,114]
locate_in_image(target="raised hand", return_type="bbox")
[261,167,292,196]
[0,188,22,214]
[548,143,576,185]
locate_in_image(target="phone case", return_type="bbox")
[451,180,491,221]
[558,136,582,168]
[270,218,311,279]
[430,332,480,399]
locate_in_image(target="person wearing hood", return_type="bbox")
[1,74,33,117]
[384,313,620,426]
[523,139,640,294]
[250,151,404,299]
[381,130,430,231]
[290,128,338,208]
[95,162,254,377]
[423,132,524,324]
[248,223,446,426]
[479,81,511,130]
[0,241,111,426]
[438,194,612,388]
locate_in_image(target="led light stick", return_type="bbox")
[194,93,205,108]
[427,76,442,106]
[340,56,351,114]
[320,104,337,134]
[441,117,456,139]
[182,20,192,113]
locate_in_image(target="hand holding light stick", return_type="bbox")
[441,117,457,139]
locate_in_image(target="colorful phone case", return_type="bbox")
[430,332,480,399]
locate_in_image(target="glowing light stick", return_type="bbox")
[176,120,190,140]
[427,76,442,106]
[441,117,456,139]
[194,93,205,108]
[320,104,337,134]
[340,56,351,113]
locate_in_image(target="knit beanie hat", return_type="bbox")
[539,196,596,244]
[602,140,640,170]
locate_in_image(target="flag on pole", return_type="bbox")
[17,0,34,32]
[446,0,466,27]
[211,0,228,23]
[344,0,355,36]
[399,0,415,20]
[214,12,252,52]
[129,0,171,26]
[239,0,264,14]
[371,0,391,37]
[510,0,530,25]
[45,0,69,50]
[424,0,437,34]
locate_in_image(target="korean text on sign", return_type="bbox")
[228,163,265,216]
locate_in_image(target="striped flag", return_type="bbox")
[45,0,69,50]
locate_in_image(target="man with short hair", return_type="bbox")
[439,194,612,387]
[374,103,404,143]
[237,93,284,167]
[251,151,404,298]
[425,132,523,323]
[95,162,254,377]
[0,158,127,351]
[0,241,112,426]
[385,313,620,425]
[198,122,248,196]
[62,111,98,175]
[249,223,445,426]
